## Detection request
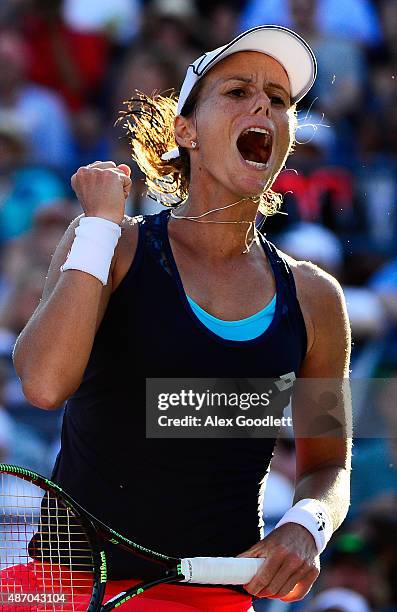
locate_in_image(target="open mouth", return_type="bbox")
[236,127,273,169]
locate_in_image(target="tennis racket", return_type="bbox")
[0,464,263,610]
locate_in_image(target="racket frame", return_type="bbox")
[0,464,182,610]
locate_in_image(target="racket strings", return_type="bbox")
[0,474,96,610]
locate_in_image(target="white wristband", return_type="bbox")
[274,499,333,554]
[60,216,122,286]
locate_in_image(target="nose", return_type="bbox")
[253,92,271,117]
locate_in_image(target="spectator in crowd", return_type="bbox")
[267,113,354,238]
[69,106,111,173]
[0,30,73,172]
[276,221,386,343]
[62,0,142,44]
[240,0,382,46]
[0,199,78,297]
[0,256,64,467]
[349,256,397,418]
[350,383,397,517]
[0,261,60,475]
[277,222,343,276]
[141,0,203,79]
[22,0,110,112]
[0,352,49,472]
[203,3,241,49]
[313,533,384,609]
[112,48,181,116]
[354,107,397,258]
[363,511,397,610]
[306,587,371,612]
[287,0,367,125]
[0,265,46,356]
[0,113,67,248]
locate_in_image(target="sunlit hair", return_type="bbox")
[117,84,298,216]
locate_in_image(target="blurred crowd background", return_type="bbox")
[0,0,396,610]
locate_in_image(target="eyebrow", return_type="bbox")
[220,75,291,101]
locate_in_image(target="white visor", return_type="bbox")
[162,25,317,161]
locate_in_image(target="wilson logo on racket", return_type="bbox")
[100,551,107,583]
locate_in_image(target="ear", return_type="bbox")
[174,115,197,150]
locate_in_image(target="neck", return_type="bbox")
[169,182,262,260]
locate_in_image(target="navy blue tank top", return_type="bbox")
[52,209,307,580]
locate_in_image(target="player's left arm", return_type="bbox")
[292,263,352,544]
[239,263,352,602]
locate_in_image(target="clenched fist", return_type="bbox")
[71,161,132,226]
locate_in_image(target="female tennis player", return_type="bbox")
[12,25,352,611]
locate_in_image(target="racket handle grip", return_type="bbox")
[180,557,264,585]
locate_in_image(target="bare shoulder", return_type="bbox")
[281,251,345,302]
[112,215,141,292]
[278,250,350,361]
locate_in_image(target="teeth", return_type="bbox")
[242,127,271,136]
[245,160,268,168]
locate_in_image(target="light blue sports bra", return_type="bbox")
[186,293,277,341]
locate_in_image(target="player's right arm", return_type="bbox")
[12,162,137,410]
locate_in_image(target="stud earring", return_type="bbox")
[191,140,197,149]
